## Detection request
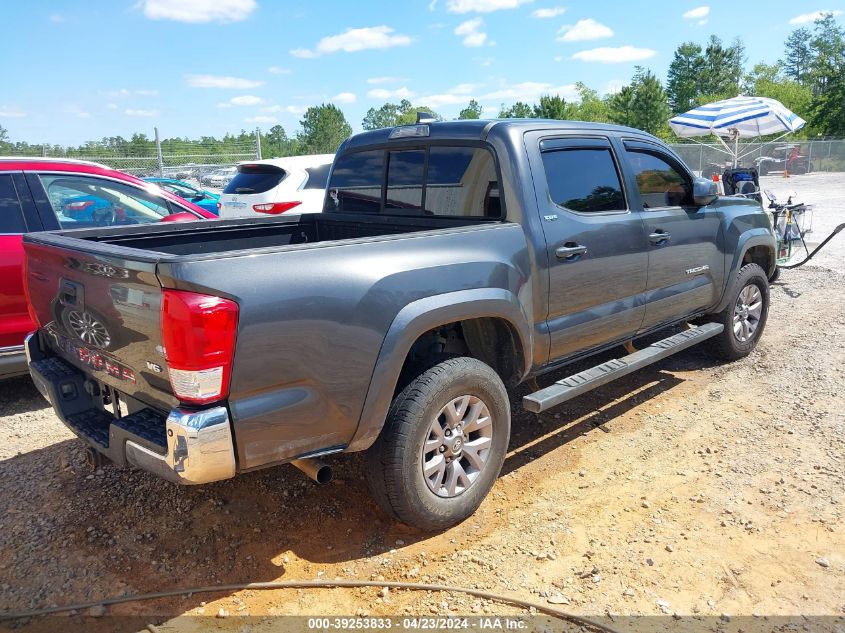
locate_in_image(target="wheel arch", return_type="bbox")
[715,230,776,313]
[346,288,532,452]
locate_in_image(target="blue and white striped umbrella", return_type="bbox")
[669,95,806,138]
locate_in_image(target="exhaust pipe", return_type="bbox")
[291,458,333,484]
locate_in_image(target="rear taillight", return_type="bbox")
[161,289,239,405]
[216,201,221,212]
[253,201,301,214]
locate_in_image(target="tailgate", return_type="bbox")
[24,238,177,412]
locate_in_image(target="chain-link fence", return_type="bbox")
[2,127,263,185]
[669,139,845,177]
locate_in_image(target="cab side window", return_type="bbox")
[541,148,627,213]
[626,150,693,208]
[0,175,26,233]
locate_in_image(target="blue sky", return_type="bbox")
[0,0,842,145]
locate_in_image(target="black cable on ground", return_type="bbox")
[0,579,625,633]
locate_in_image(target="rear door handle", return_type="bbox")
[555,244,588,260]
[649,230,671,245]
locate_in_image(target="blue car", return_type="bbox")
[144,178,220,215]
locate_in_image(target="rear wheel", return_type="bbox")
[706,263,769,361]
[365,357,511,531]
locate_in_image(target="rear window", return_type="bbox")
[303,164,331,190]
[224,164,286,195]
[325,145,501,218]
[0,175,26,233]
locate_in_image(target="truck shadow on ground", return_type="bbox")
[0,346,705,623]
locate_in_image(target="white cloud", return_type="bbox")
[682,5,710,24]
[446,0,533,13]
[604,79,626,94]
[474,56,495,66]
[137,0,256,23]
[64,105,91,119]
[99,88,159,98]
[186,74,264,88]
[245,115,277,124]
[789,9,843,24]
[332,92,357,104]
[218,95,264,107]
[481,81,579,101]
[572,45,656,63]
[0,106,26,118]
[291,25,412,58]
[106,103,118,110]
[124,108,159,117]
[367,87,416,99]
[367,76,401,84]
[531,6,565,18]
[49,13,66,23]
[262,105,308,115]
[416,84,483,107]
[455,17,488,47]
[429,0,438,9]
[267,66,291,74]
[557,18,613,41]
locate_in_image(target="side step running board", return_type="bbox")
[523,322,724,413]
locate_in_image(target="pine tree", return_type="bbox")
[666,42,704,113]
[458,99,483,119]
[532,95,572,119]
[297,104,353,154]
[498,102,534,118]
[782,27,814,84]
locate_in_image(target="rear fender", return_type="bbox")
[346,287,531,452]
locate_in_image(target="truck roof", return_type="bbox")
[341,119,661,152]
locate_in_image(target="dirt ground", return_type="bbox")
[0,173,843,630]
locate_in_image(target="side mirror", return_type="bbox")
[693,177,718,206]
[193,194,206,201]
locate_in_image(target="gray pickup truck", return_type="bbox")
[24,120,776,529]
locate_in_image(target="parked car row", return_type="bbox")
[0,158,217,379]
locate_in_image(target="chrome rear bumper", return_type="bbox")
[26,332,236,485]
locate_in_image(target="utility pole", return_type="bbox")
[154,126,164,178]
[255,127,262,160]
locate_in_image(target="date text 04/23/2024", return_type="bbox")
[306,618,529,630]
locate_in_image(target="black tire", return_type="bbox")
[768,265,781,283]
[365,357,511,531]
[706,263,770,361]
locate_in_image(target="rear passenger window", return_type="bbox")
[541,148,626,213]
[426,147,500,218]
[626,150,693,208]
[327,150,384,213]
[0,175,26,233]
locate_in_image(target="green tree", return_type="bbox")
[782,27,814,84]
[532,94,573,119]
[609,68,670,136]
[498,101,533,118]
[458,99,483,119]
[699,35,745,98]
[362,99,441,129]
[809,13,845,96]
[265,124,290,157]
[666,42,704,113]
[297,104,353,154]
[0,124,9,151]
[811,70,845,134]
[746,63,813,124]
[570,82,611,122]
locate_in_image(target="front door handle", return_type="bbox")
[649,230,671,245]
[555,244,588,260]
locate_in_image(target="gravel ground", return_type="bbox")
[0,173,843,630]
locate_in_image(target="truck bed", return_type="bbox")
[29,213,495,259]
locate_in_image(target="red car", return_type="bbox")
[0,158,216,379]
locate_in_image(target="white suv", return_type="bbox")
[217,154,334,217]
